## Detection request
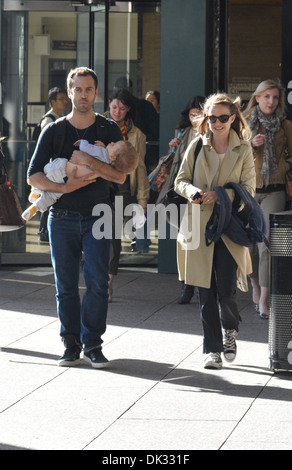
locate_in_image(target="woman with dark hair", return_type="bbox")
[177,95,205,129]
[105,88,150,301]
[145,90,160,114]
[168,95,205,304]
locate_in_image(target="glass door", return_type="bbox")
[0,1,161,267]
[0,1,107,264]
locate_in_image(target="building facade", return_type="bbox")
[0,0,291,272]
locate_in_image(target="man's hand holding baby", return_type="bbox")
[63,165,96,194]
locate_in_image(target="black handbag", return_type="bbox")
[0,140,25,231]
[163,187,185,207]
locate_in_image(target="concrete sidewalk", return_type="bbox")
[0,265,291,450]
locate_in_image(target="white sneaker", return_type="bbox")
[204,352,222,369]
[223,329,237,362]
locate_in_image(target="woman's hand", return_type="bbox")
[190,191,217,205]
[169,137,180,149]
[201,191,218,205]
[190,190,203,204]
[252,133,266,148]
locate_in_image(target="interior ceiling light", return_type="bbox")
[70,0,100,5]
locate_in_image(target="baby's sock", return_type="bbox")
[22,204,38,222]
[28,191,40,203]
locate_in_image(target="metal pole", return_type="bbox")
[104,0,109,111]
[89,5,94,69]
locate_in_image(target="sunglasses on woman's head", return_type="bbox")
[207,114,233,124]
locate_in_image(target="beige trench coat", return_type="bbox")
[127,124,150,209]
[174,129,256,292]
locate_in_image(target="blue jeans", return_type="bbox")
[48,209,111,352]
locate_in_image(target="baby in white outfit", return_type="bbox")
[22,139,138,222]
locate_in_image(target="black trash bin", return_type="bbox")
[269,210,292,371]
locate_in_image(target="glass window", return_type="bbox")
[0,1,161,267]
[228,1,282,102]
[108,2,161,101]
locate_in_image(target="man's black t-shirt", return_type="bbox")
[27,116,123,216]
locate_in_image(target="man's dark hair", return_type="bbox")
[48,87,66,103]
[67,67,98,90]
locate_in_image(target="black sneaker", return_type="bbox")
[83,347,109,369]
[58,337,82,367]
[223,329,238,363]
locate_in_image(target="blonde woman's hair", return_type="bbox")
[244,79,286,121]
[197,93,251,140]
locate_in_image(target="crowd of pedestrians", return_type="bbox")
[25,68,292,371]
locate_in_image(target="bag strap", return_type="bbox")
[52,117,67,156]
[192,137,202,179]
[52,113,111,156]
[95,113,111,144]
[41,113,56,123]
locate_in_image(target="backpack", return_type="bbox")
[32,113,56,142]
[52,113,111,156]
[205,182,269,248]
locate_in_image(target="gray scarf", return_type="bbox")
[249,105,281,186]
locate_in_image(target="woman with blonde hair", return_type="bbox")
[245,80,292,319]
[175,93,256,369]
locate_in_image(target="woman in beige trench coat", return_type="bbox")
[174,93,256,370]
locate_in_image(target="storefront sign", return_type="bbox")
[52,41,77,51]
[229,77,261,100]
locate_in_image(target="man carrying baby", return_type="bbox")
[27,67,125,369]
[23,139,138,221]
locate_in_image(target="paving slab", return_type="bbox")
[0,266,291,450]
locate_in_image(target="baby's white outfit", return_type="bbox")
[30,140,110,212]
